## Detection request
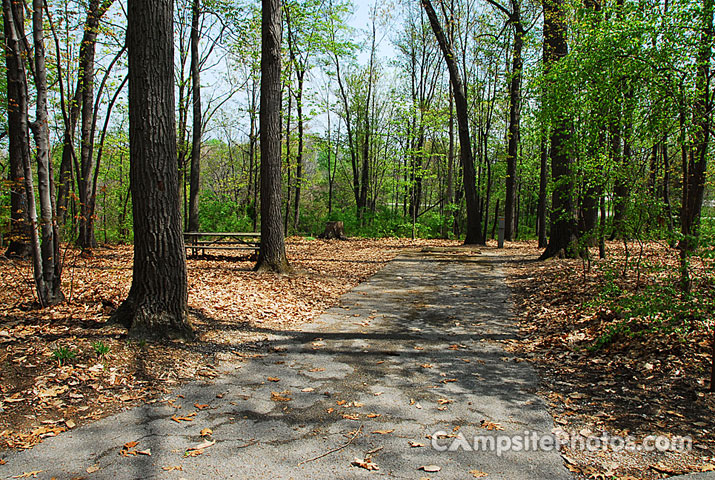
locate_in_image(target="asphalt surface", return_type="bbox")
[1,250,573,479]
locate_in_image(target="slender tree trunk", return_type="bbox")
[662,136,675,240]
[681,0,713,293]
[422,0,480,244]
[504,5,524,242]
[56,2,113,231]
[112,0,193,340]
[492,198,500,240]
[255,0,290,273]
[284,89,292,235]
[24,0,65,305]
[187,0,202,232]
[293,72,304,231]
[358,19,377,223]
[77,0,115,251]
[445,91,454,237]
[250,77,260,231]
[537,135,548,248]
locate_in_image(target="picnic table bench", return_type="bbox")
[184,232,261,256]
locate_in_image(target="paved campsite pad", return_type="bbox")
[1,250,572,479]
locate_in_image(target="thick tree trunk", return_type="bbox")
[187,0,202,233]
[539,0,578,260]
[112,0,193,340]
[255,0,290,273]
[3,2,31,258]
[422,0,481,244]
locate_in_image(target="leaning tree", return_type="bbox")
[421,0,482,245]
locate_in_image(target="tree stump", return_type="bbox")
[319,221,347,240]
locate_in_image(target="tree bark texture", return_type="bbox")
[187,0,202,233]
[3,1,31,258]
[255,0,290,273]
[539,0,578,260]
[112,0,193,340]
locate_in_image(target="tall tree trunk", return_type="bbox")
[445,91,454,237]
[255,0,290,273]
[76,0,115,251]
[187,0,202,232]
[662,136,675,240]
[498,0,524,242]
[358,18,377,223]
[4,0,44,297]
[250,76,260,231]
[681,0,713,293]
[422,0,481,244]
[537,135,548,248]
[56,2,113,231]
[23,0,65,305]
[3,2,31,258]
[285,6,304,232]
[327,107,336,216]
[284,88,292,235]
[539,0,578,259]
[112,0,193,340]
[293,72,304,231]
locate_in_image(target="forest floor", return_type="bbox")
[497,240,715,479]
[0,237,713,479]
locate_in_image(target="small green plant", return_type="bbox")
[589,321,633,351]
[92,341,110,357]
[52,346,77,365]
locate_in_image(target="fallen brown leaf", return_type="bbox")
[480,420,504,431]
[352,457,379,470]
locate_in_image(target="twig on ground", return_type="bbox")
[297,425,363,466]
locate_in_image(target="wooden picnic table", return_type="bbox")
[183,232,261,256]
